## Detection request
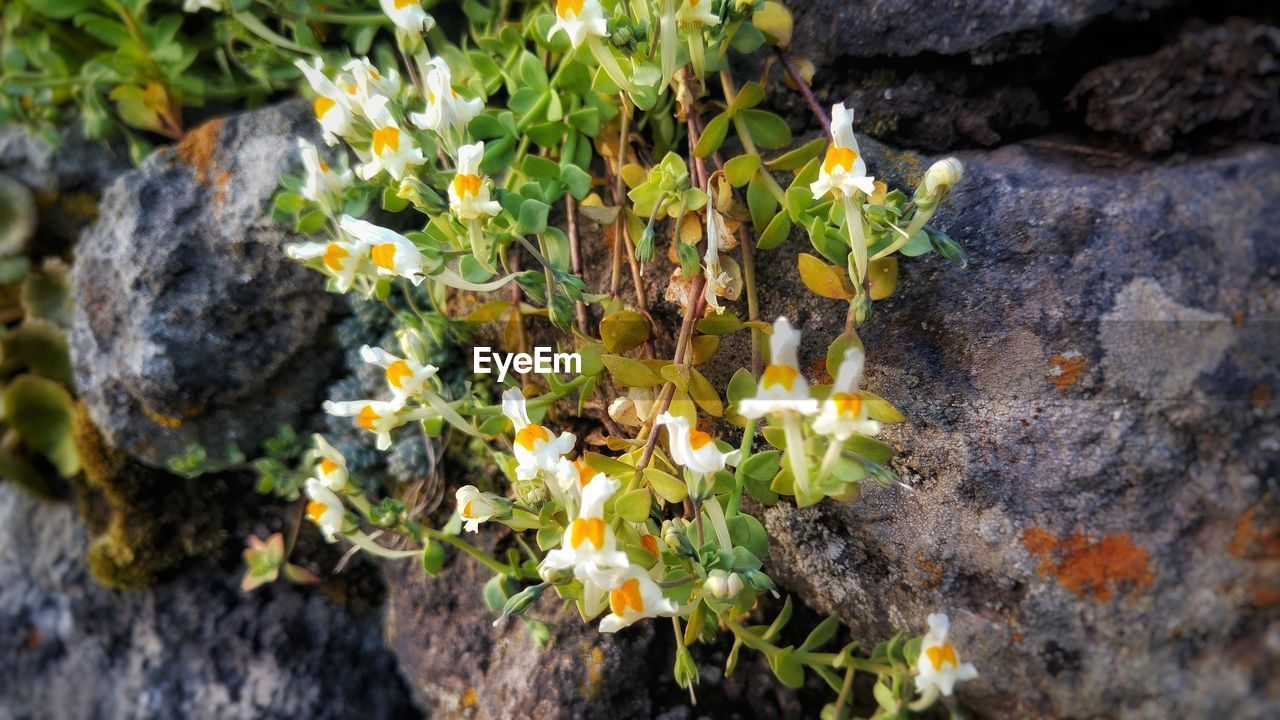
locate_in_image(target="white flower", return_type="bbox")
[503,388,576,481]
[297,139,351,212]
[409,58,483,143]
[341,58,402,115]
[448,142,502,220]
[812,347,881,441]
[676,0,719,26]
[183,0,224,12]
[304,478,346,542]
[295,58,354,145]
[359,345,438,401]
[554,456,600,496]
[809,103,875,199]
[548,0,608,48]
[456,485,503,532]
[356,96,424,182]
[379,0,435,33]
[312,434,349,491]
[656,413,739,476]
[915,613,978,697]
[323,399,406,450]
[284,238,369,292]
[597,564,679,632]
[338,215,427,285]
[541,474,629,577]
[923,157,963,197]
[738,317,819,418]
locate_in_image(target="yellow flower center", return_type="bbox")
[371,243,398,270]
[306,500,328,523]
[357,405,380,431]
[394,0,417,8]
[688,428,714,450]
[573,458,597,486]
[318,160,330,172]
[515,423,551,450]
[452,173,482,199]
[346,83,359,95]
[823,146,857,174]
[609,578,645,615]
[761,364,799,391]
[462,500,475,518]
[372,126,400,156]
[313,96,336,120]
[322,242,348,271]
[570,517,606,549]
[831,392,862,417]
[320,458,340,476]
[386,360,413,388]
[926,643,958,670]
[557,0,585,18]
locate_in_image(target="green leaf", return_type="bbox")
[800,616,841,652]
[726,368,756,405]
[767,137,827,171]
[696,310,742,336]
[727,82,765,115]
[727,513,768,558]
[21,263,71,327]
[737,450,780,504]
[521,154,560,179]
[517,199,551,235]
[614,489,651,522]
[740,110,791,149]
[515,51,549,91]
[860,391,904,423]
[4,374,79,477]
[747,172,779,232]
[3,319,71,385]
[769,648,806,688]
[825,331,865,379]
[421,539,446,575]
[645,468,687,503]
[295,210,326,235]
[381,186,408,212]
[567,107,600,136]
[599,310,649,353]
[688,367,722,417]
[798,253,853,300]
[601,354,663,387]
[560,164,592,200]
[757,211,791,250]
[694,113,730,158]
[724,154,761,187]
[845,435,895,464]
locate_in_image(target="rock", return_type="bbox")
[0,482,416,720]
[788,0,1172,62]
[1068,19,1280,153]
[703,139,1280,718]
[70,100,340,468]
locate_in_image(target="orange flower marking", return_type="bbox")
[515,423,551,450]
[823,146,857,174]
[641,534,660,555]
[322,243,348,271]
[306,500,328,523]
[609,578,645,615]
[371,243,398,270]
[313,96,336,120]
[357,405,380,431]
[570,517,606,549]
[761,363,799,391]
[556,0,586,18]
[452,173,482,198]
[926,643,958,670]
[689,428,714,450]
[462,500,474,518]
[573,458,597,486]
[318,160,330,172]
[372,126,400,156]
[831,392,862,417]
[394,0,418,7]
[386,360,413,388]
[320,459,340,476]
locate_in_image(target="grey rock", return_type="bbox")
[0,123,127,195]
[0,483,416,720]
[788,0,1171,62]
[70,99,340,467]
[695,139,1280,718]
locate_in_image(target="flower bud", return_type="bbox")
[741,568,777,594]
[396,176,447,213]
[636,225,656,262]
[704,569,744,600]
[662,519,698,558]
[500,582,547,619]
[538,562,574,585]
[923,157,963,196]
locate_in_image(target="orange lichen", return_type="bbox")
[1047,353,1087,389]
[460,687,478,709]
[1021,527,1154,601]
[916,554,943,589]
[1228,506,1280,559]
[174,118,225,185]
[1249,384,1272,409]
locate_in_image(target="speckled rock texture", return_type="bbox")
[713,138,1280,719]
[0,483,415,720]
[70,99,340,468]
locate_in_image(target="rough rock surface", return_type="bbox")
[0,483,415,719]
[70,100,339,468]
[708,139,1280,718]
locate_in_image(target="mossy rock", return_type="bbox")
[71,405,235,589]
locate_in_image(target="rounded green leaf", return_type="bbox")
[4,374,79,477]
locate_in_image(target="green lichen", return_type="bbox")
[72,405,231,589]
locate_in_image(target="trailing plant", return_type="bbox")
[261,0,973,716]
